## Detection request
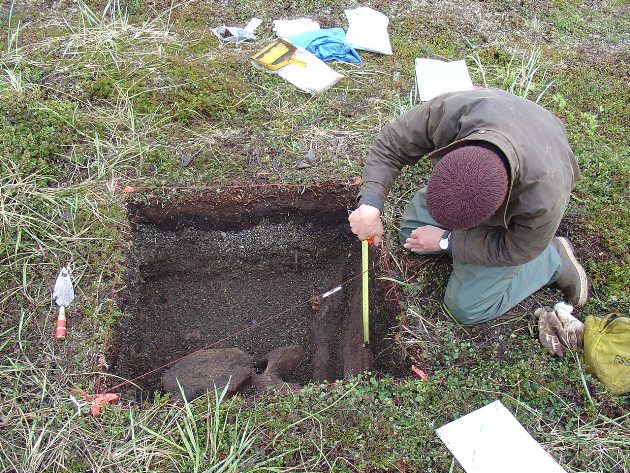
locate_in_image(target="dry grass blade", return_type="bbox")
[468,48,554,103]
[60,0,177,63]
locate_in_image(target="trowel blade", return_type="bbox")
[53,267,75,308]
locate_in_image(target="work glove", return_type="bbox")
[554,302,584,351]
[536,306,566,357]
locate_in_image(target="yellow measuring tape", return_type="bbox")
[362,237,373,346]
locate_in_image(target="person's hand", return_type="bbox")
[348,204,383,244]
[403,225,444,253]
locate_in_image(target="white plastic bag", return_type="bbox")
[344,7,392,55]
[212,17,262,43]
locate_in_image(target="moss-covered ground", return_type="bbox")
[0,0,628,471]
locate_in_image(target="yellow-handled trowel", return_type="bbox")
[251,38,307,70]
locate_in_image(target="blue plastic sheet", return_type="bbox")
[286,28,362,64]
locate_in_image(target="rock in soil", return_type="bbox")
[253,345,304,391]
[161,348,253,401]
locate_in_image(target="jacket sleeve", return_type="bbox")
[358,101,446,211]
[451,213,560,267]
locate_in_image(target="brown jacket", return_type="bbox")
[359,89,580,267]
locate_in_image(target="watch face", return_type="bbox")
[439,238,448,250]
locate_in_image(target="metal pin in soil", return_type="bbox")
[362,237,374,347]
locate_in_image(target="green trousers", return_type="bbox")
[399,188,561,324]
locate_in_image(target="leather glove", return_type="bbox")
[536,306,566,357]
[554,302,584,351]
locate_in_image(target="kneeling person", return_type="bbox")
[349,89,588,324]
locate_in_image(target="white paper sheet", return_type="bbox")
[277,47,343,94]
[415,58,474,101]
[243,18,262,34]
[272,18,320,38]
[436,400,567,473]
[251,47,343,94]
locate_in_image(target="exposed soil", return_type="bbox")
[108,187,406,399]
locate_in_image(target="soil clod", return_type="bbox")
[253,345,305,392]
[161,348,253,401]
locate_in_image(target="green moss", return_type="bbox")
[187,34,219,55]
[82,75,117,101]
[391,16,468,64]
[0,93,86,177]
[148,56,250,123]
[550,63,628,142]
[547,1,586,34]
[539,53,630,303]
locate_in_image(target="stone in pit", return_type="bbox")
[161,348,253,401]
[252,345,304,391]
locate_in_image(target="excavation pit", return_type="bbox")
[110,187,404,400]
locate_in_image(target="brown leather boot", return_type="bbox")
[551,237,588,307]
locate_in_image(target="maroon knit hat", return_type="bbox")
[426,144,509,230]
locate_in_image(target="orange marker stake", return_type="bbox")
[70,389,120,416]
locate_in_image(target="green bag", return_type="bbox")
[583,313,630,395]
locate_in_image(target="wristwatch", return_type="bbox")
[439,230,451,252]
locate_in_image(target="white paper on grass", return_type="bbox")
[252,47,343,94]
[415,58,474,101]
[344,7,392,55]
[243,18,262,34]
[436,400,567,473]
[277,48,343,93]
[272,18,320,38]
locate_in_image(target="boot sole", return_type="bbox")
[555,237,588,307]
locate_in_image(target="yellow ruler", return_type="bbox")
[362,238,373,346]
